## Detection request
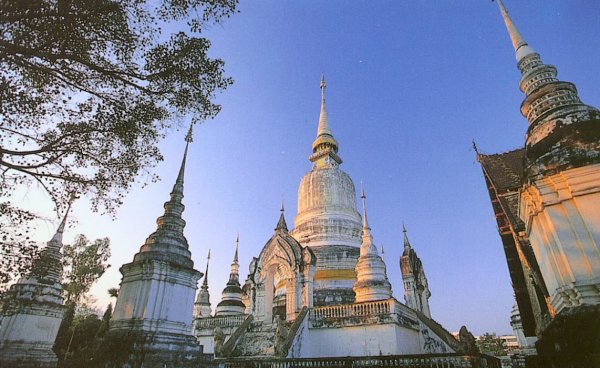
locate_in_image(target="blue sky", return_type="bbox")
[24,1,600,335]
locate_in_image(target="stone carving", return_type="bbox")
[422,329,447,353]
[457,325,479,354]
[213,327,225,357]
[274,315,290,357]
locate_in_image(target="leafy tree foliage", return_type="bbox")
[107,286,119,299]
[0,203,41,287]
[477,332,507,357]
[62,234,111,305]
[54,235,111,363]
[54,306,104,367]
[0,0,238,285]
[96,303,112,337]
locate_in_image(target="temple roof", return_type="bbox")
[477,148,525,192]
[477,148,526,230]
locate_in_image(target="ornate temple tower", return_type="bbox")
[510,302,537,356]
[478,1,600,365]
[400,226,431,318]
[291,77,363,306]
[353,189,392,302]
[193,250,212,318]
[108,128,202,367]
[215,237,246,316]
[0,210,69,368]
[497,0,600,315]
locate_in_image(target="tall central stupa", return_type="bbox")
[290,76,363,306]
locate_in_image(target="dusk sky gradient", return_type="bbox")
[20,1,600,336]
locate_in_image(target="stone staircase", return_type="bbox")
[220,307,309,359]
[232,321,278,357]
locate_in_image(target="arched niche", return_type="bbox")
[246,229,316,322]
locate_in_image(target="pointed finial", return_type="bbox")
[50,201,72,246]
[175,126,193,187]
[234,234,239,263]
[228,237,240,284]
[403,223,411,250]
[202,249,211,287]
[148,127,192,243]
[185,123,194,143]
[381,243,385,260]
[495,0,535,62]
[360,183,369,229]
[316,75,333,138]
[310,75,341,165]
[280,200,285,213]
[275,205,288,232]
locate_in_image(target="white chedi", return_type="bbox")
[0,210,69,368]
[353,189,392,303]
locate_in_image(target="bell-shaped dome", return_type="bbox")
[292,76,362,248]
[293,168,362,247]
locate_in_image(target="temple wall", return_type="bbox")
[300,324,420,357]
[520,164,600,314]
[112,261,198,334]
[0,311,62,344]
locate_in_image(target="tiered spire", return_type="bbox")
[495,0,600,175]
[160,124,192,233]
[136,125,195,267]
[309,75,342,166]
[40,205,71,282]
[215,237,246,316]
[232,235,240,279]
[161,124,192,232]
[0,207,71,367]
[194,250,212,318]
[353,187,392,303]
[49,206,69,248]
[399,225,432,317]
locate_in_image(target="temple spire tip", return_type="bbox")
[202,249,211,287]
[360,184,370,230]
[403,223,411,250]
[276,204,288,232]
[234,235,239,263]
[495,0,535,61]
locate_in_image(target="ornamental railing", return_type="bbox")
[217,353,501,368]
[310,299,391,319]
[195,314,247,329]
[309,299,418,329]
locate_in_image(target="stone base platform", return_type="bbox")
[0,340,59,368]
[98,329,202,368]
